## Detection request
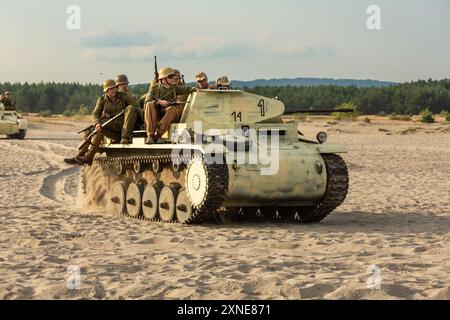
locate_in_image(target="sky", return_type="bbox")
[0,0,449,84]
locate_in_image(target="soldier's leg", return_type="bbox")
[121,105,138,143]
[136,107,145,130]
[64,131,103,166]
[81,131,104,165]
[144,102,160,144]
[76,131,91,157]
[157,106,182,138]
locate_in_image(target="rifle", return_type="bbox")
[157,101,187,111]
[78,110,125,151]
[77,124,95,135]
[154,56,159,83]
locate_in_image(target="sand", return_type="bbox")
[0,116,449,300]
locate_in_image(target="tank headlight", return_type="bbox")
[316,132,328,144]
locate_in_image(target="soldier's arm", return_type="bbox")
[125,92,139,108]
[144,85,158,105]
[92,97,104,124]
[175,85,194,96]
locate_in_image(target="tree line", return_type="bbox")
[245,79,450,115]
[0,79,449,115]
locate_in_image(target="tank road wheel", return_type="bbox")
[126,183,144,218]
[296,154,349,223]
[109,182,128,216]
[142,185,159,220]
[184,155,229,223]
[159,186,177,222]
[175,188,194,224]
[186,157,208,208]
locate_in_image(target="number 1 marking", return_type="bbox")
[258,99,266,117]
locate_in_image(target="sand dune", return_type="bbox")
[0,118,449,300]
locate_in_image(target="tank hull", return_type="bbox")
[224,151,327,207]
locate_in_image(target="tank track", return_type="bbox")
[82,153,348,225]
[87,153,228,224]
[293,153,349,223]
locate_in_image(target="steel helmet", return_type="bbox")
[103,79,117,93]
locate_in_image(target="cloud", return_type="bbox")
[79,31,164,47]
[255,32,335,59]
[79,30,333,62]
[272,44,335,59]
[81,35,246,62]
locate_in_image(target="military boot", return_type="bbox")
[64,157,84,166]
[120,137,132,144]
[145,135,156,145]
[76,143,100,166]
[155,134,164,144]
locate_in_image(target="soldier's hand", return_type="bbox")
[158,100,171,108]
[95,123,102,132]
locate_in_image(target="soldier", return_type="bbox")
[195,72,211,89]
[144,67,192,144]
[0,91,16,110]
[173,69,185,85]
[116,74,143,128]
[216,76,231,90]
[115,74,138,106]
[64,79,140,166]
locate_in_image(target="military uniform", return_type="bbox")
[144,82,192,139]
[92,91,138,136]
[65,80,140,166]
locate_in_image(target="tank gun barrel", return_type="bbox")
[284,108,355,115]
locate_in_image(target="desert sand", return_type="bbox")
[0,116,449,300]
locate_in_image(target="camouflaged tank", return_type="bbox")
[0,103,28,139]
[82,89,349,224]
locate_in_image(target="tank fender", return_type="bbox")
[316,144,347,154]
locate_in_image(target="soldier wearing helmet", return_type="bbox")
[143,67,192,145]
[216,76,231,90]
[116,74,143,127]
[195,72,212,90]
[173,69,185,85]
[0,91,16,110]
[115,74,138,105]
[64,79,140,166]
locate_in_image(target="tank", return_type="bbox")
[82,89,349,224]
[0,103,28,139]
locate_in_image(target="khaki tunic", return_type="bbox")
[144,83,192,136]
[91,91,139,140]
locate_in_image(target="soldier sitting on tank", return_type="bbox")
[116,74,144,130]
[0,92,16,110]
[215,76,231,90]
[64,79,140,166]
[143,67,192,145]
